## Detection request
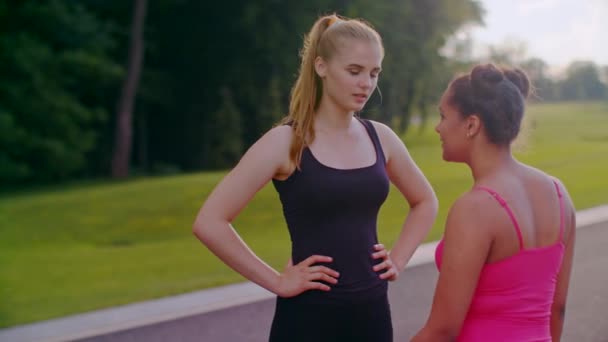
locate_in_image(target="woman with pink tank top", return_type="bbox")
[412,64,576,342]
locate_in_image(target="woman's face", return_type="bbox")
[435,88,471,162]
[316,39,383,113]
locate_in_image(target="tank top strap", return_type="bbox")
[474,186,524,250]
[358,118,387,165]
[552,180,566,242]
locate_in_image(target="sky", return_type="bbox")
[468,0,608,68]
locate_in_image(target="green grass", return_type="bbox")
[1,101,607,327]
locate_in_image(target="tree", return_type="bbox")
[520,57,558,101]
[1,0,492,185]
[205,87,243,169]
[599,65,608,99]
[0,1,121,185]
[111,0,147,178]
[560,61,606,101]
[483,38,528,66]
[352,0,483,133]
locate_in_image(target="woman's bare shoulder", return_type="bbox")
[446,190,505,235]
[264,124,293,141]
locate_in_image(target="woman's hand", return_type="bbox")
[372,244,399,281]
[275,255,340,298]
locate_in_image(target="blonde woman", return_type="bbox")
[193,14,437,342]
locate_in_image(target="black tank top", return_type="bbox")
[272,118,390,303]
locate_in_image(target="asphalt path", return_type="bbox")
[77,221,608,342]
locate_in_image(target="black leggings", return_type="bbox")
[269,293,392,342]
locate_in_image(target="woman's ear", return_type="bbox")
[467,115,482,137]
[315,56,327,78]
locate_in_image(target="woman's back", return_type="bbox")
[435,166,570,341]
[483,166,567,262]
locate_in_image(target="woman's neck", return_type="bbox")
[468,144,517,183]
[315,100,355,133]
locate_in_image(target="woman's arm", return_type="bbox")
[192,126,339,297]
[551,180,576,341]
[412,193,494,341]
[371,122,438,278]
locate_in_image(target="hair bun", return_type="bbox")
[503,68,531,99]
[470,64,504,97]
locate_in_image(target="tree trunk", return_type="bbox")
[111,0,147,178]
[398,82,415,134]
[137,110,148,171]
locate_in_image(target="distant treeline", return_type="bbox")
[516,59,607,102]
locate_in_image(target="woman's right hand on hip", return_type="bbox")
[275,255,339,298]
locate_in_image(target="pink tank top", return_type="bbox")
[435,181,566,342]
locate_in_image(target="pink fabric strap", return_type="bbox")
[475,186,524,250]
[552,180,565,242]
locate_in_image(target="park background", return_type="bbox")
[1,0,607,328]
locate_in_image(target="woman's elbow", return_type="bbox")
[552,302,566,321]
[192,219,205,240]
[192,213,214,244]
[418,193,439,220]
[429,195,439,216]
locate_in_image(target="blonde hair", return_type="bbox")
[280,14,384,168]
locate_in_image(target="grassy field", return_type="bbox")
[1,101,607,327]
